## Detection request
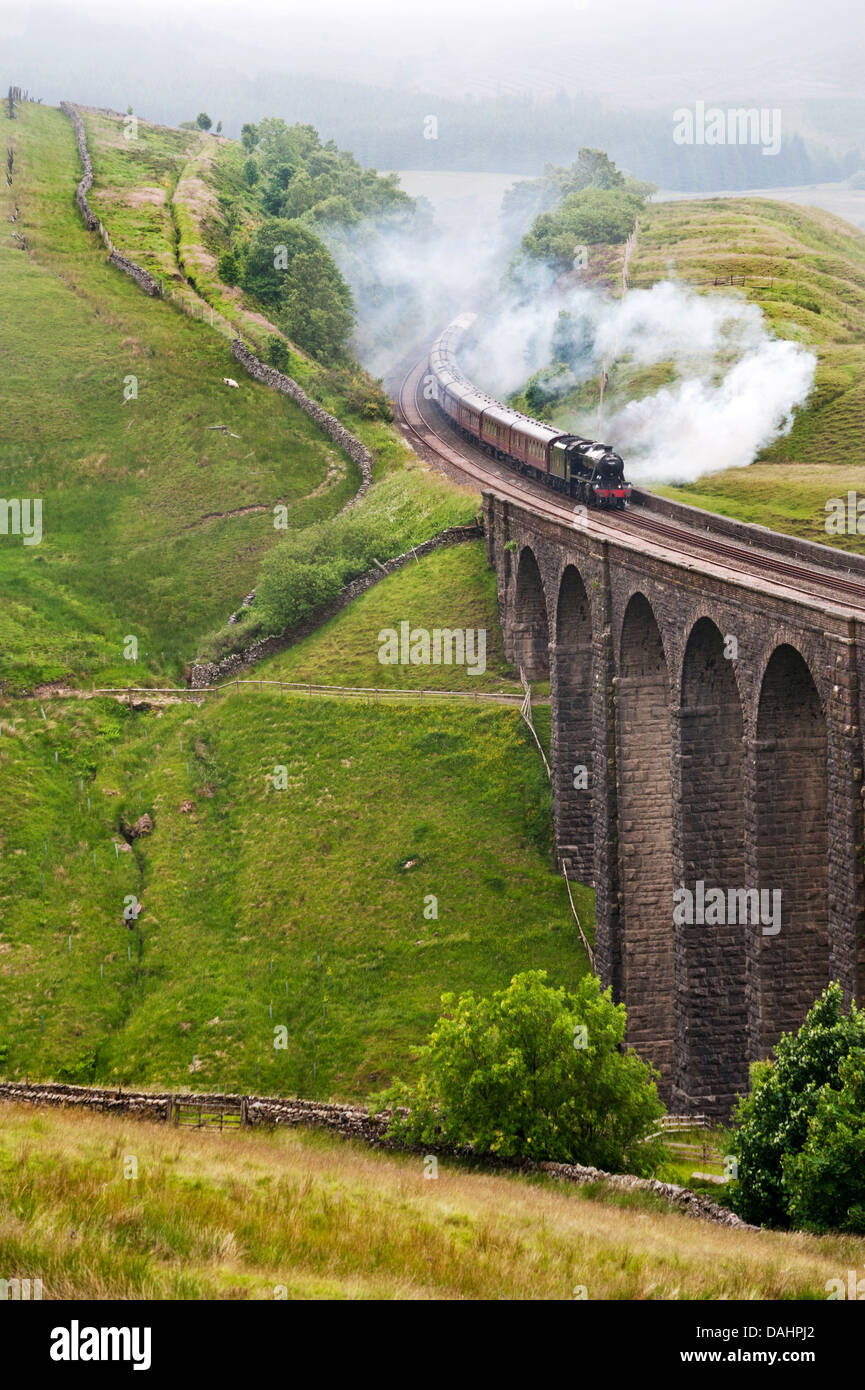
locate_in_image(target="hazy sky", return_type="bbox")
[3,0,864,109]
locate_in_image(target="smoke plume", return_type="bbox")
[326,195,816,485]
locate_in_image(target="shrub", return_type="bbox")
[522,187,644,268]
[375,970,666,1174]
[783,1047,865,1232]
[728,982,865,1228]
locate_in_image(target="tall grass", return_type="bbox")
[2,1103,863,1299]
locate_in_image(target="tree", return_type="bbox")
[196,112,212,131]
[216,120,222,135]
[522,188,644,267]
[239,218,321,306]
[375,971,666,1174]
[243,157,260,188]
[241,122,259,152]
[279,246,355,362]
[267,334,291,372]
[729,983,865,1228]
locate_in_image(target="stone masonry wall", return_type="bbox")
[0,1081,754,1228]
[231,339,373,511]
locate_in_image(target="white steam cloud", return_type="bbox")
[327,195,816,486]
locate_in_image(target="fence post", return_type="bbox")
[240,1096,249,1127]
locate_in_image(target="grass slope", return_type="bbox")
[0,103,360,691]
[0,689,588,1098]
[253,541,519,694]
[2,1103,863,1299]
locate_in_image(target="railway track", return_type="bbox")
[396,355,865,617]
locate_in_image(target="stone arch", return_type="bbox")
[753,643,829,1053]
[513,546,550,680]
[551,565,594,882]
[616,592,674,1090]
[675,616,747,1111]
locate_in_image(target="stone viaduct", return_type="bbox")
[484,489,865,1116]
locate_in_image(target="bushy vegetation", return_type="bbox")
[509,148,654,270]
[729,983,865,1231]
[248,469,477,639]
[377,971,665,1174]
[522,188,647,268]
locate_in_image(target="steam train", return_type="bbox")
[427,313,632,509]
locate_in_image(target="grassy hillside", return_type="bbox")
[0,103,363,692]
[2,1102,863,1299]
[252,542,520,695]
[632,197,865,542]
[0,688,586,1098]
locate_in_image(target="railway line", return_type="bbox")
[396,353,865,619]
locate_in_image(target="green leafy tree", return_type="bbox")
[241,122,259,152]
[239,218,320,305]
[196,112,213,131]
[243,157,260,188]
[279,246,355,362]
[729,983,865,1228]
[522,188,644,267]
[216,120,222,135]
[376,971,666,1174]
[783,1048,865,1232]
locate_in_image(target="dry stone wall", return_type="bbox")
[59,101,98,232]
[230,339,373,510]
[61,101,161,295]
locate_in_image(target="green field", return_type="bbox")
[254,541,520,694]
[0,104,365,692]
[0,687,586,1098]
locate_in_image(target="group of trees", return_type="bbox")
[214,116,418,362]
[729,983,865,1232]
[180,112,222,134]
[512,147,654,270]
[220,217,354,363]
